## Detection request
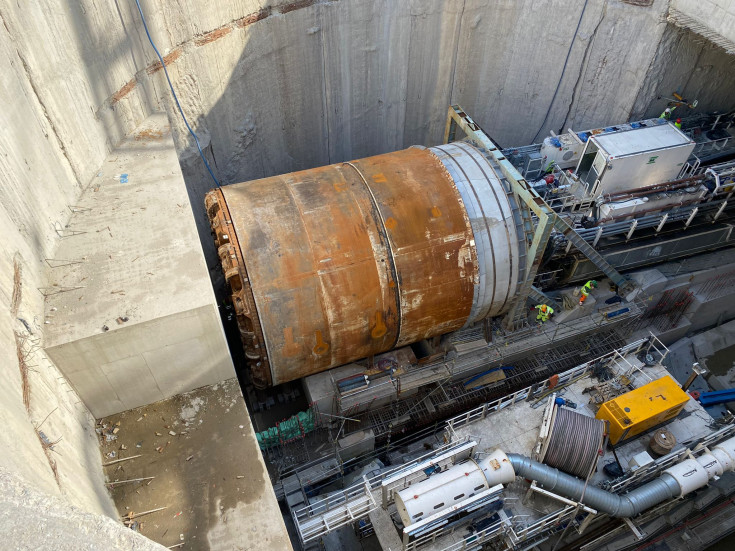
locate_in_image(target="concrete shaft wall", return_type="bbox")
[632,23,735,120]
[0,466,166,551]
[124,0,735,267]
[0,0,160,531]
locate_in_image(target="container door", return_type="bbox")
[589,151,608,196]
[575,141,599,194]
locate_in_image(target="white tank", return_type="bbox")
[664,458,709,496]
[713,436,735,471]
[395,459,489,526]
[696,452,724,478]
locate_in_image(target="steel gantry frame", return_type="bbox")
[443,105,634,330]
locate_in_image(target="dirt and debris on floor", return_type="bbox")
[96,378,291,550]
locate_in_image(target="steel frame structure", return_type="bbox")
[443,105,634,330]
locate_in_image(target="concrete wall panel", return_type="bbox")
[49,305,233,418]
[632,24,735,120]
[0,0,159,519]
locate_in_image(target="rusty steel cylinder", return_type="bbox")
[206,142,522,387]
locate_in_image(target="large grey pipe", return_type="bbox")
[507,454,680,518]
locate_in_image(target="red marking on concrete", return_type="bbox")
[279,0,316,15]
[194,26,232,47]
[111,77,137,105]
[146,49,182,74]
[110,1,327,106]
[235,7,272,28]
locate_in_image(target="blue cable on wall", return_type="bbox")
[134,0,221,188]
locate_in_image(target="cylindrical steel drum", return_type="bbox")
[541,406,606,479]
[206,142,524,386]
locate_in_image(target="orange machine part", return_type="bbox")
[206,147,477,387]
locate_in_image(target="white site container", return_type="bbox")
[575,123,695,197]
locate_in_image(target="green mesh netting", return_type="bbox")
[256,408,316,450]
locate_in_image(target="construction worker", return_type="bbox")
[578,280,598,306]
[659,107,675,120]
[535,304,554,323]
[675,118,682,130]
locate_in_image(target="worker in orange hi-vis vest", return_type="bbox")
[578,280,598,306]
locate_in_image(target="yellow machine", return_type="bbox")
[595,375,690,445]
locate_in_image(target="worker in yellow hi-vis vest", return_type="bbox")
[535,304,554,323]
[578,280,598,306]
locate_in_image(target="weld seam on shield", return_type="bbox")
[341,161,402,349]
[282,181,334,375]
[429,146,488,324]
[455,142,517,316]
[497,177,527,290]
[438,143,499,319]
[490,163,526,297]
[433,144,498,323]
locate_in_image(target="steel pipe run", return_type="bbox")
[377,438,735,532]
[507,435,735,518]
[508,454,680,518]
[206,142,524,387]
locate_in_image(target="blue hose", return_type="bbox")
[133,0,220,187]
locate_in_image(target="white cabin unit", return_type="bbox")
[540,132,585,170]
[575,123,695,197]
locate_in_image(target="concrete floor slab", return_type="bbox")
[98,378,291,551]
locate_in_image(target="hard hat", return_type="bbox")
[676,118,681,123]
[591,280,598,287]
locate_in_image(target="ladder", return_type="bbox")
[552,216,634,294]
[528,285,562,312]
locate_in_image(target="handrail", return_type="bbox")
[444,338,650,434]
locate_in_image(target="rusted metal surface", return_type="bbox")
[348,148,478,346]
[209,147,477,386]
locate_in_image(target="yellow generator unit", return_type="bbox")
[596,375,690,445]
